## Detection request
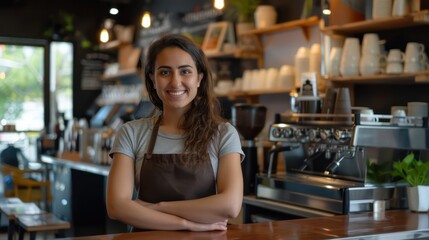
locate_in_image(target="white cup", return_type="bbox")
[278,65,295,90]
[340,38,361,77]
[408,102,428,117]
[242,70,252,91]
[404,61,422,73]
[295,47,310,88]
[265,67,279,89]
[373,0,393,19]
[360,54,386,76]
[405,42,425,62]
[386,61,403,74]
[387,49,405,62]
[391,109,411,125]
[391,106,408,114]
[361,109,379,122]
[392,0,410,16]
[328,47,342,77]
[309,43,321,73]
[362,33,381,55]
[408,102,428,125]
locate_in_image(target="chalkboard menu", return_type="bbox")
[80,52,113,90]
[137,3,222,50]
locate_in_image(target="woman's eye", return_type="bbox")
[159,70,170,76]
[181,69,192,75]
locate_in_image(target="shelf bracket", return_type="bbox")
[300,26,311,41]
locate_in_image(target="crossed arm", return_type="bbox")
[106,152,243,231]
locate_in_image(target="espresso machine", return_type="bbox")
[231,103,267,195]
[256,112,429,216]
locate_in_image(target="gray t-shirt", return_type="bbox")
[109,116,244,186]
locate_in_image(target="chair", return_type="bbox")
[0,164,51,206]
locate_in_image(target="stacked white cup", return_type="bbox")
[386,49,405,74]
[340,38,360,77]
[294,47,310,88]
[404,42,426,73]
[360,33,386,76]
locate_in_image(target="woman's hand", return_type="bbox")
[185,219,228,231]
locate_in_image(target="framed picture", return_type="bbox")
[202,21,233,54]
[237,34,262,52]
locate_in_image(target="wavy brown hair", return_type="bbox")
[144,34,225,164]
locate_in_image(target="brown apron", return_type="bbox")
[133,117,216,231]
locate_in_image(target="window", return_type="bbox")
[0,40,45,131]
[0,38,73,133]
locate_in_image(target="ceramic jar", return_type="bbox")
[254,5,277,29]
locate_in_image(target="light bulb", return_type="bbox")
[323,9,331,15]
[141,11,151,28]
[100,28,109,43]
[214,0,224,10]
[109,7,119,15]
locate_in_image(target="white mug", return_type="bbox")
[361,109,379,122]
[392,0,410,16]
[391,109,411,125]
[278,65,295,90]
[404,61,422,73]
[408,101,428,126]
[360,54,386,76]
[405,42,425,62]
[328,47,342,77]
[340,38,360,77]
[373,0,393,19]
[265,67,279,89]
[362,33,381,55]
[387,49,405,62]
[386,61,403,74]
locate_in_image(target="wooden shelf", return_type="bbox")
[205,49,262,59]
[239,16,320,41]
[323,10,429,36]
[100,68,139,81]
[327,71,429,84]
[217,88,292,98]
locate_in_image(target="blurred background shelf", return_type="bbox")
[327,71,429,84]
[323,10,429,36]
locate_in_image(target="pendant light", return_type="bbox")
[322,0,331,15]
[100,28,109,43]
[214,0,224,10]
[141,0,152,28]
[99,18,115,43]
[141,11,151,28]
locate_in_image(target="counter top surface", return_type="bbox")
[59,210,429,239]
[41,153,110,176]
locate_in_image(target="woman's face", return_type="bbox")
[150,47,203,112]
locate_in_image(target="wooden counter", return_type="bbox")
[41,153,110,176]
[58,210,429,239]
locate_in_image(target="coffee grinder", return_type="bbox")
[231,103,267,195]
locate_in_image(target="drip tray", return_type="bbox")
[255,173,364,215]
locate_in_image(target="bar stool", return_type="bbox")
[16,213,70,240]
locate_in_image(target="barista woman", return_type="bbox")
[106,34,244,231]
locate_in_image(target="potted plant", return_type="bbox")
[390,152,429,212]
[227,0,261,34]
